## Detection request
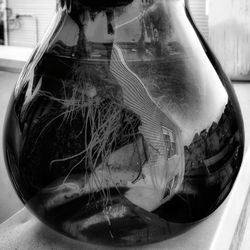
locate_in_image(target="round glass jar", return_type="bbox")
[3,0,244,246]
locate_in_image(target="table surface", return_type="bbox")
[0,73,250,249]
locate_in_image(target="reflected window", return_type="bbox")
[162,125,176,157]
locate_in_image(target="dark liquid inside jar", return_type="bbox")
[4,0,244,246]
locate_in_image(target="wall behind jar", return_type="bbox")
[189,0,209,41]
[208,0,250,80]
[5,0,56,47]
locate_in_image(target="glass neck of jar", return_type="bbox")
[58,0,135,12]
[58,0,71,11]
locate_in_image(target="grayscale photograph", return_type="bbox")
[0,0,250,249]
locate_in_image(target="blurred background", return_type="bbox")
[0,0,250,228]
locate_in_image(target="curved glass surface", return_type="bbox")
[3,0,244,246]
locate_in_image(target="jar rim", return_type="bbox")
[59,0,134,10]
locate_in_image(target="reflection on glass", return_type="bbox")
[3,0,244,246]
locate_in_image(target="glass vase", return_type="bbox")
[3,0,244,246]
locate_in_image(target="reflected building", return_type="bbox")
[180,101,241,206]
[155,101,242,222]
[184,101,240,174]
